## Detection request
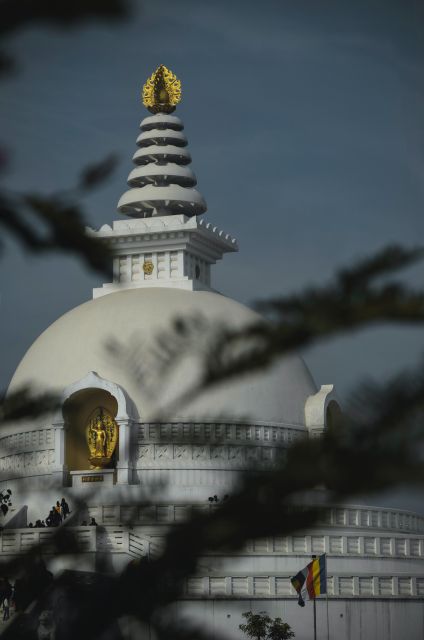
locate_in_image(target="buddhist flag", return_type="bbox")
[291,554,327,606]
[306,553,327,598]
[291,566,308,607]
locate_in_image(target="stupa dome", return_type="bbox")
[9,288,317,429]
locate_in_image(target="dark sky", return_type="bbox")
[1,0,424,410]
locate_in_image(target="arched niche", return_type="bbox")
[305,384,342,437]
[326,400,343,432]
[63,387,118,472]
[53,371,137,485]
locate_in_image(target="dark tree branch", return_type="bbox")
[0,0,131,36]
[0,155,118,275]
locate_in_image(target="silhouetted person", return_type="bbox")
[55,501,62,522]
[2,596,9,621]
[51,506,60,527]
[46,508,59,527]
[2,577,12,604]
[61,498,70,520]
[28,522,33,528]
[89,517,98,526]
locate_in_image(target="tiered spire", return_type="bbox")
[90,66,237,299]
[117,65,207,218]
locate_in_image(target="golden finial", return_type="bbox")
[142,65,182,114]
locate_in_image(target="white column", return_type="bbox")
[52,420,67,485]
[113,257,119,283]
[126,254,132,282]
[116,419,133,484]
[152,252,158,279]
[164,250,171,280]
[178,250,185,278]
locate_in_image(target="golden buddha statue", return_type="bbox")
[86,408,118,469]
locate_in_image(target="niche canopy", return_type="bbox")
[117,65,207,219]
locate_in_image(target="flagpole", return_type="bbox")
[326,592,330,640]
[312,555,317,640]
[325,554,329,640]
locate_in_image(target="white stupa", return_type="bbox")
[2,66,423,639]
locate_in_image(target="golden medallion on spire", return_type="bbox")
[142,65,181,114]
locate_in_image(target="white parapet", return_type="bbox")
[88,215,238,299]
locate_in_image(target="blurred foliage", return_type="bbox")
[0,0,130,270]
[201,245,424,387]
[0,387,59,426]
[0,2,126,423]
[1,315,424,637]
[0,0,130,37]
[0,154,118,274]
[108,245,424,419]
[0,3,424,640]
[0,489,12,517]
[0,0,130,75]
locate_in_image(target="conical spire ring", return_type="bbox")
[117,68,206,219]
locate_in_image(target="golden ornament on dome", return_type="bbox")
[142,64,181,114]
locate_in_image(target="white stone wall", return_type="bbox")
[0,427,55,480]
[176,599,424,640]
[1,522,423,601]
[135,422,304,470]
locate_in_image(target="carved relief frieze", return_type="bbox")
[210,446,226,461]
[24,452,36,469]
[228,446,243,462]
[136,422,305,448]
[135,442,276,467]
[0,429,54,457]
[0,449,55,476]
[134,422,300,468]
[137,445,154,460]
[262,448,273,462]
[192,445,209,461]
[246,447,260,463]
[155,445,172,460]
[174,445,190,460]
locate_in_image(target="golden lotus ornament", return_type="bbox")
[142,64,181,114]
[86,407,118,469]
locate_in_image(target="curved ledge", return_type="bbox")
[136,129,187,148]
[133,145,191,166]
[117,185,207,217]
[140,113,184,132]
[127,163,197,188]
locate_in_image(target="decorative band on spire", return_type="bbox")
[117,67,206,219]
